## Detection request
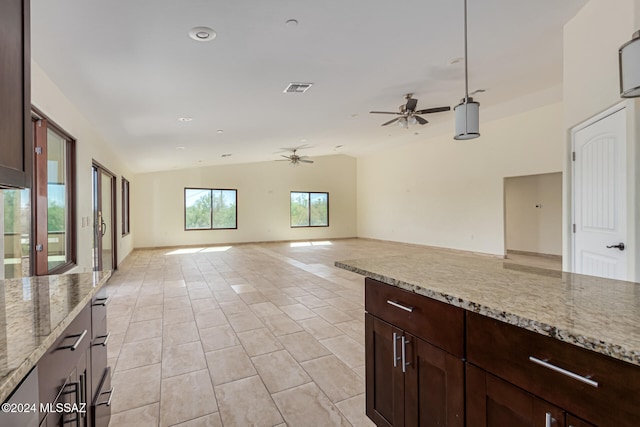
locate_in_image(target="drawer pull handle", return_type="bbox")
[59,329,88,351]
[93,295,111,306]
[386,300,414,312]
[392,333,402,368]
[93,332,111,347]
[529,356,598,388]
[401,336,411,373]
[545,412,553,427]
[96,387,114,407]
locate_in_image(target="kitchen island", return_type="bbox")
[336,250,640,426]
[0,271,111,426]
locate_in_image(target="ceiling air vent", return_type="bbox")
[283,82,313,93]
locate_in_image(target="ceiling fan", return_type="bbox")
[370,93,451,127]
[277,146,314,166]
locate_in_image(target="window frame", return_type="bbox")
[121,177,130,236]
[32,108,77,275]
[184,187,238,231]
[290,191,329,228]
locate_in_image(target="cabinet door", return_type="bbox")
[404,335,464,427]
[0,0,30,188]
[365,314,405,427]
[467,364,565,427]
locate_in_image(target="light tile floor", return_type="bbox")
[105,238,427,427]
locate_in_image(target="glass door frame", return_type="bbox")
[92,161,117,272]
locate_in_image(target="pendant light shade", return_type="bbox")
[454,0,480,140]
[454,98,480,140]
[619,30,640,98]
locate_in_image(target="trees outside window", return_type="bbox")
[185,188,237,230]
[291,192,328,227]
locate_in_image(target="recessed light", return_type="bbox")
[189,26,216,42]
[350,114,359,118]
[217,129,224,134]
[449,57,464,65]
[335,145,344,148]
[176,146,185,150]
[178,117,193,122]
[470,89,487,95]
[221,153,232,157]
[285,19,299,27]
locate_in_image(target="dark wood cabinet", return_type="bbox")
[467,312,640,426]
[90,290,112,427]
[467,363,565,427]
[405,335,464,427]
[365,314,405,427]
[0,0,30,189]
[0,367,39,427]
[364,278,465,427]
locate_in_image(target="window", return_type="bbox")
[33,114,76,274]
[122,177,130,236]
[185,188,237,230]
[290,192,328,227]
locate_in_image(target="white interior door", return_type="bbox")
[572,106,627,280]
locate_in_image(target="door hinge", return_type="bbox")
[36,119,43,128]
[572,151,576,161]
[573,224,576,233]
[35,147,42,155]
[35,244,43,252]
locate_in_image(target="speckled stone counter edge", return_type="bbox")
[0,272,112,403]
[335,261,640,367]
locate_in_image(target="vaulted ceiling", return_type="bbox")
[31,0,588,173]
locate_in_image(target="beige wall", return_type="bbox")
[562,0,640,279]
[356,102,564,256]
[132,155,357,248]
[31,62,135,272]
[505,173,562,256]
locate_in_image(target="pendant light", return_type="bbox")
[619,30,640,98]
[454,0,480,140]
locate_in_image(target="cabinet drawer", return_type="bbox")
[92,367,112,427]
[91,288,110,331]
[365,278,464,357]
[37,303,91,415]
[467,312,640,426]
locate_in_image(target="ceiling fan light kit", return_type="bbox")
[370,93,450,128]
[619,30,640,98]
[454,0,480,140]
[277,147,314,166]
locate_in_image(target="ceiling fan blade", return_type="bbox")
[300,159,314,163]
[275,159,290,161]
[414,106,451,115]
[414,115,428,125]
[381,117,400,126]
[370,111,402,115]
[277,144,310,153]
[405,98,418,112]
[280,154,292,159]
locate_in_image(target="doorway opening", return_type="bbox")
[504,172,562,271]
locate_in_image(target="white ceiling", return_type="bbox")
[31,0,588,173]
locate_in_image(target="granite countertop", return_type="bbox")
[0,271,111,403]
[335,251,640,367]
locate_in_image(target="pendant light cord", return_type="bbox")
[464,0,469,103]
